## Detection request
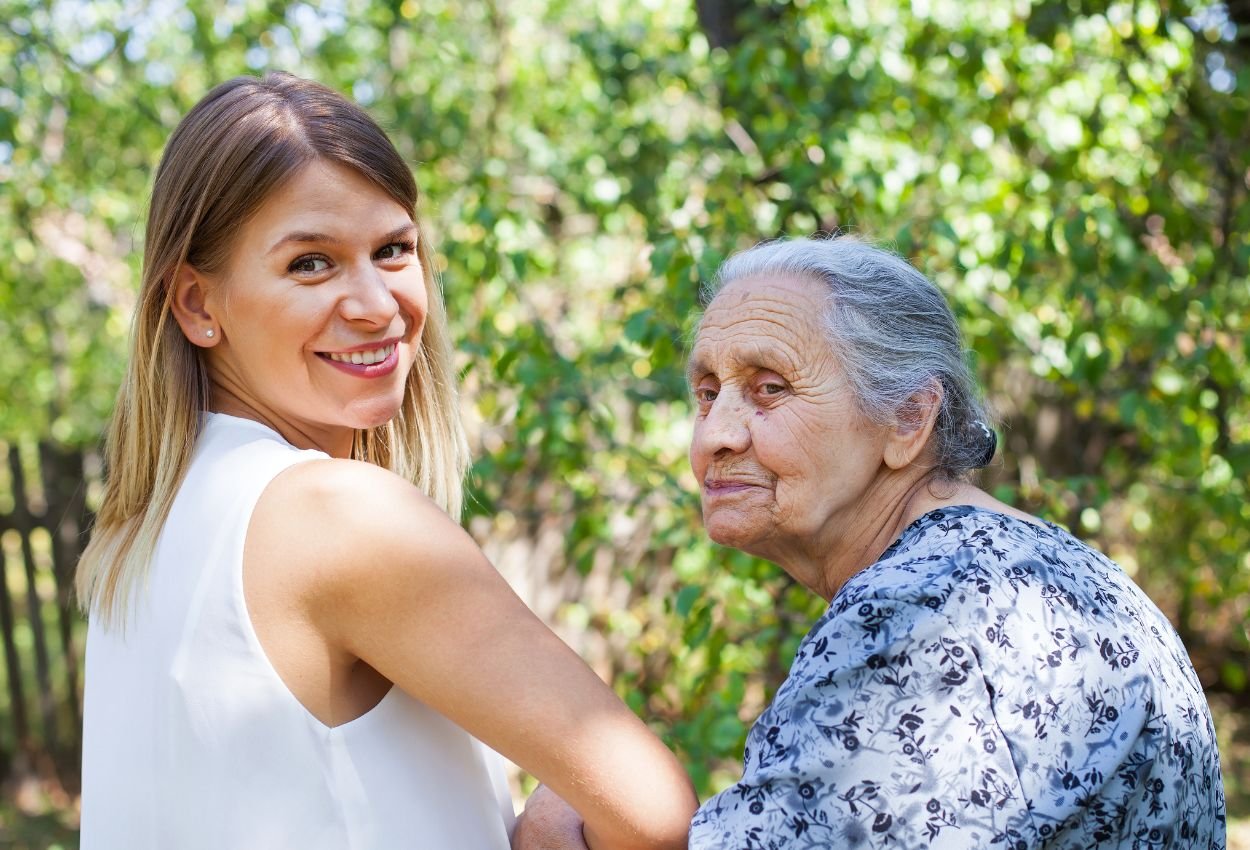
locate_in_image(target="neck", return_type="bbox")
[772,471,968,602]
[209,382,355,460]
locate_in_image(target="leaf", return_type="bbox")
[675,584,701,618]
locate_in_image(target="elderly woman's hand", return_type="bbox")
[512,785,590,850]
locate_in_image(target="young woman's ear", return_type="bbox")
[169,264,221,347]
[883,378,943,470]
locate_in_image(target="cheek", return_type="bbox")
[688,421,707,477]
[411,308,428,344]
[750,411,816,476]
[399,277,429,332]
[226,284,327,347]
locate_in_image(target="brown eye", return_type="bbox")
[695,380,725,402]
[289,255,330,274]
[375,240,416,261]
[760,382,786,395]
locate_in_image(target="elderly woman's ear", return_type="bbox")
[882,379,943,470]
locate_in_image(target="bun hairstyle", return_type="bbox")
[701,235,997,479]
[969,419,998,468]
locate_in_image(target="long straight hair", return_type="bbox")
[77,73,470,627]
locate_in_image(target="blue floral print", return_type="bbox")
[690,506,1226,849]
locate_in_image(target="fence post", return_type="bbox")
[9,449,57,758]
[41,441,85,781]
[0,445,31,769]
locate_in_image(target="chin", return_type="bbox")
[356,411,400,431]
[704,514,765,553]
[342,395,405,431]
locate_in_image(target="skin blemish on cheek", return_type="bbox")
[755,410,766,418]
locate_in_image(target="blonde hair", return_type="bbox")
[77,72,469,627]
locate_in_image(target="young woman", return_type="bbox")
[77,72,695,849]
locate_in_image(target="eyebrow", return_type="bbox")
[685,345,800,387]
[266,223,417,255]
[685,356,706,386]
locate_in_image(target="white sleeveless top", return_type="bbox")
[81,413,515,849]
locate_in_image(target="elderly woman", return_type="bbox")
[686,237,1225,849]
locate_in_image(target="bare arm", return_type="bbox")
[256,459,696,850]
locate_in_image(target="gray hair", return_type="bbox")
[701,235,996,480]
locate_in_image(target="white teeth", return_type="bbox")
[326,343,395,365]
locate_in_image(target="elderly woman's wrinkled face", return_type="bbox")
[688,274,891,563]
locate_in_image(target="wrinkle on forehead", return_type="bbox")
[690,274,835,383]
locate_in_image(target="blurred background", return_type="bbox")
[0,0,1247,846]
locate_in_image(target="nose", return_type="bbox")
[340,264,400,327]
[694,389,752,460]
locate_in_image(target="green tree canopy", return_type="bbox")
[1,0,1246,801]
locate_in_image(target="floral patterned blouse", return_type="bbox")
[690,506,1226,849]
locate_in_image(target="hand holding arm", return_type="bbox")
[512,786,589,850]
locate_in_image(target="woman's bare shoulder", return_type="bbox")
[266,456,451,525]
[247,457,471,599]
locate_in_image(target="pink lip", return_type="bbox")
[703,479,766,495]
[315,343,401,379]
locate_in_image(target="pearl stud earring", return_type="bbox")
[205,329,215,338]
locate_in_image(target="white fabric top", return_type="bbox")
[81,413,515,849]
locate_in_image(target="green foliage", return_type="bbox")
[1,0,1246,805]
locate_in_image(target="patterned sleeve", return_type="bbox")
[690,599,1035,850]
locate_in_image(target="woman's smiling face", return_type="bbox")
[687,274,892,571]
[189,159,427,453]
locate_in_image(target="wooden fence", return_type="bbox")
[0,440,91,793]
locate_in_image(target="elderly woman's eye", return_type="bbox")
[289,255,330,274]
[695,387,718,403]
[760,382,786,396]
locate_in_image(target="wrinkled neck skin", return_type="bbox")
[758,465,975,603]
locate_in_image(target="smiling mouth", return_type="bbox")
[317,342,397,365]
